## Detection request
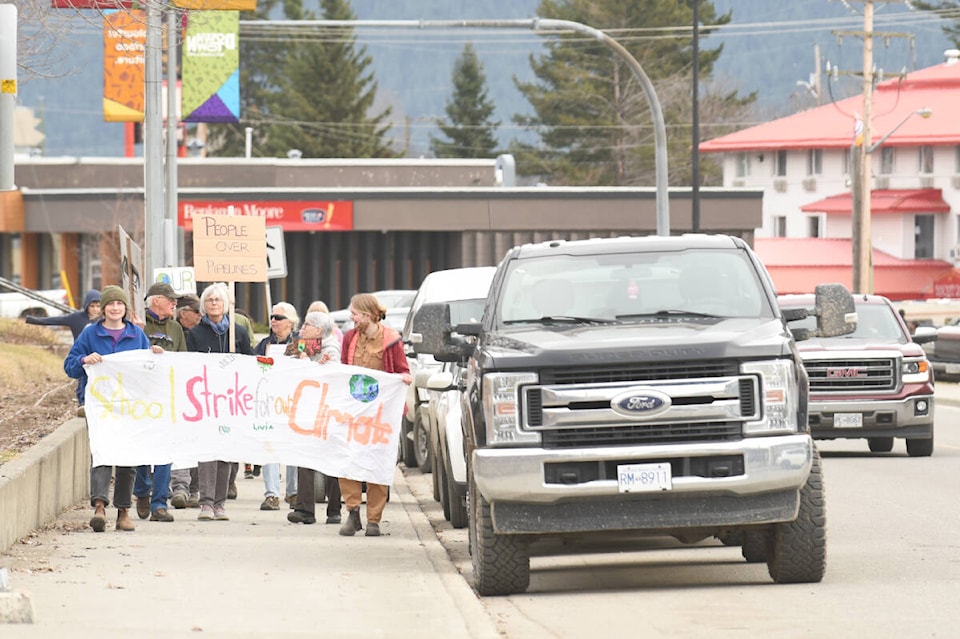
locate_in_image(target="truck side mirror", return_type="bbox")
[410,302,465,361]
[814,283,857,338]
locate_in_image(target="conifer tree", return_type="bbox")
[430,43,500,158]
[912,1,960,46]
[207,0,393,158]
[510,0,751,186]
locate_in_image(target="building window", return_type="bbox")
[735,153,751,178]
[807,215,823,238]
[843,148,850,175]
[880,147,895,175]
[775,150,787,177]
[918,146,934,174]
[915,214,935,259]
[806,149,822,176]
[773,215,787,237]
[955,145,960,173]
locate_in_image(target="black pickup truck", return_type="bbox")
[412,234,856,595]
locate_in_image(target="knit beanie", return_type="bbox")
[100,285,129,309]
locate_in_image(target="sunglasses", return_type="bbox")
[270,314,288,321]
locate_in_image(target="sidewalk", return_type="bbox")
[0,461,500,638]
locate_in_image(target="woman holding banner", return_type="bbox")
[337,293,413,537]
[186,282,255,522]
[63,285,163,533]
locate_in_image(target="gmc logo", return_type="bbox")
[826,367,865,378]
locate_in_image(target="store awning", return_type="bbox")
[799,189,951,215]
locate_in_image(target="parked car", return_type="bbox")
[424,362,469,528]
[0,286,71,319]
[329,289,416,330]
[780,293,936,456]
[401,266,496,474]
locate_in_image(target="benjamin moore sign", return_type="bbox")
[180,200,354,232]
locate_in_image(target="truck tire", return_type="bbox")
[868,437,894,453]
[741,530,769,563]
[313,473,328,503]
[469,474,529,596]
[414,414,432,473]
[767,446,826,584]
[906,436,934,457]
[446,455,468,529]
[401,415,417,469]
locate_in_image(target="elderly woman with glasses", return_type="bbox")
[254,301,301,511]
[185,282,255,522]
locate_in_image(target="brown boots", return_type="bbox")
[89,500,107,532]
[90,501,136,532]
[116,508,135,532]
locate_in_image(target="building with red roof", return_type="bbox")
[700,49,960,300]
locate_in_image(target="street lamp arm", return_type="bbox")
[865,108,932,153]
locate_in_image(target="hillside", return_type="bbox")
[16,1,955,158]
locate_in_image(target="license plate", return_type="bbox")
[946,363,960,375]
[834,413,863,428]
[617,462,672,493]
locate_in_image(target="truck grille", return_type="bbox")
[524,371,758,449]
[540,362,739,385]
[803,357,897,393]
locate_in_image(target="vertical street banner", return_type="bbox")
[182,11,240,123]
[103,10,146,122]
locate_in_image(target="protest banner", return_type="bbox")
[83,351,406,486]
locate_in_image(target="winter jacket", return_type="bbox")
[63,318,152,400]
[186,316,255,355]
[144,309,187,352]
[255,330,297,356]
[26,289,101,341]
[341,326,409,375]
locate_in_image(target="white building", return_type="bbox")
[700,50,960,300]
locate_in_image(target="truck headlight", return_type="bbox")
[902,358,931,384]
[741,360,800,435]
[482,372,540,446]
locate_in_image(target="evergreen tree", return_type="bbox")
[509,0,752,187]
[206,0,393,158]
[430,43,500,158]
[912,1,960,46]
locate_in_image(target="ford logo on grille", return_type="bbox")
[610,388,672,418]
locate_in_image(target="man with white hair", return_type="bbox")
[134,282,185,523]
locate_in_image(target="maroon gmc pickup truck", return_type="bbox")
[779,293,935,457]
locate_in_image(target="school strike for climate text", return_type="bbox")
[83,351,406,486]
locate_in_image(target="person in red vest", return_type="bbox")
[338,293,412,537]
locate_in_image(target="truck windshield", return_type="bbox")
[496,248,773,325]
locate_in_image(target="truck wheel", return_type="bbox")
[446,455,468,529]
[868,437,894,453]
[313,473,327,503]
[401,416,417,468]
[906,436,934,457]
[469,474,529,596]
[767,446,826,584]
[414,414,432,473]
[717,531,744,546]
[741,530,769,563]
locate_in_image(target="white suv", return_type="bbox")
[400,267,496,477]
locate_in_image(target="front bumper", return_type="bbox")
[473,435,812,534]
[808,394,934,440]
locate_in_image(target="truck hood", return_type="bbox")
[482,317,793,369]
[796,337,926,358]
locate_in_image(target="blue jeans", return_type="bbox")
[134,464,172,511]
[262,464,298,498]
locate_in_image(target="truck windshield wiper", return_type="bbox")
[616,309,721,320]
[503,315,616,325]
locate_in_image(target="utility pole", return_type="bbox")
[832,1,911,294]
